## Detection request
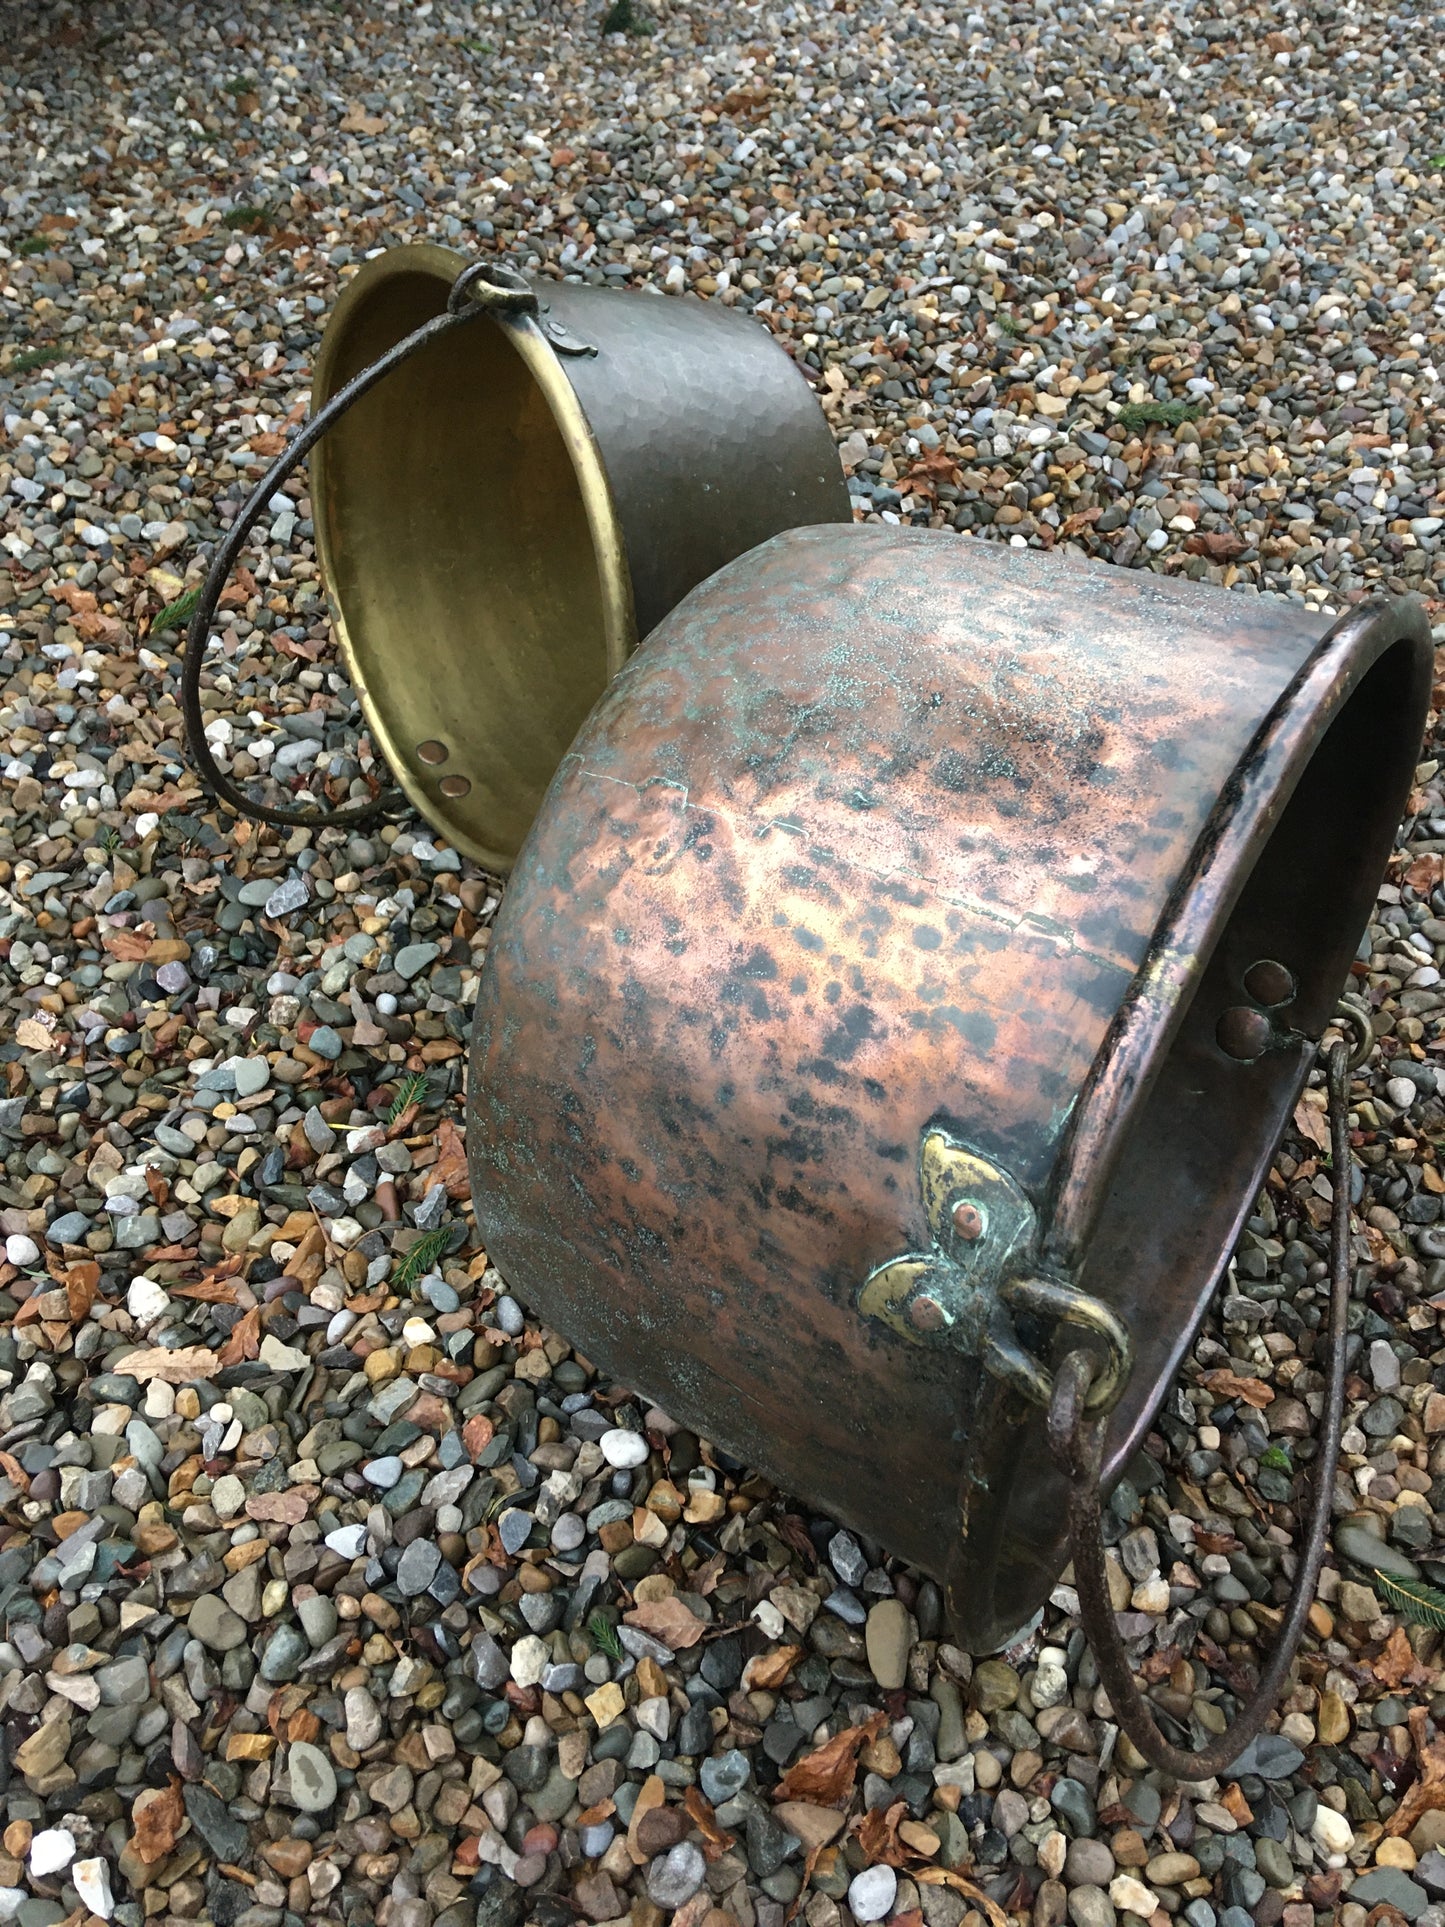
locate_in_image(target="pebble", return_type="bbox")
[0,10,1440,1927]
[287,1740,338,1813]
[599,1428,650,1468]
[848,1866,898,1922]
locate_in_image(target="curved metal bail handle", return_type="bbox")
[180,262,539,832]
[1049,1039,1352,1780]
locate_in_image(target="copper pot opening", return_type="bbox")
[980,626,1426,1633]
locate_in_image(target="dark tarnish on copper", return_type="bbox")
[468,525,1431,1649]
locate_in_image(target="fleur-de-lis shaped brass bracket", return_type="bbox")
[859,1128,1133,1414]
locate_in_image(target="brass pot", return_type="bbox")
[466,525,1430,1650]
[310,244,849,871]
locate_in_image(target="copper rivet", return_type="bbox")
[1217,1005,1273,1061]
[416,740,449,766]
[952,1200,984,1241]
[1243,958,1296,1008]
[439,774,472,799]
[909,1295,947,1332]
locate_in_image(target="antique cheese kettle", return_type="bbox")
[181,250,848,865]
[468,525,1431,1774]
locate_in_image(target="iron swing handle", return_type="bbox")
[1047,1038,1353,1780]
[178,261,540,833]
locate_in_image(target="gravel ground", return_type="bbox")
[3,4,1445,1927]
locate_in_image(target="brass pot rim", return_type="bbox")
[310,242,635,873]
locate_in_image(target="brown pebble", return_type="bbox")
[633,1804,691,1858]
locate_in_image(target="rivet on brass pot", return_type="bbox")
[467,528,1430,1722]
[309,244,850,871]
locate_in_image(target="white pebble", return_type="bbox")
[325,1524,366,1559]
[73,1857,114,1919]
[848,1865,897,1922]
[28,1828,75,1877]
[1386,1076,1418,1111]
[510,1634,549,1687]
[599,1427,649,1469]
[1312,1805,1354,1855]
[3,1235,38,1268]
[127,1275,171,1325]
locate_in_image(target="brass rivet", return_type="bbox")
[952,1200,984,1241]
[1217,1006,1273,1061]
[1243,958,1297,1008]
[416,740,449,766]
[909,1295,947,1332]
[439,774,472,800]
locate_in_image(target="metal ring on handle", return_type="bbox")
[1333,992,1376,1071]
[179,261,540,833]
[1047,1039,1352,1780]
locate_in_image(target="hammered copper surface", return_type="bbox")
[311,244,849,871]
[468,525,1430,1645]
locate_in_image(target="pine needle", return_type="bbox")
[392,1226,451,1294]
[589,1612,624,1660]
[387,1071,427,1126]
[151,587,200,635]
[1372,1569,1445,1632]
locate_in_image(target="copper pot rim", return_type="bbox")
[1049,591,1432,1271]
[310,242,635,874]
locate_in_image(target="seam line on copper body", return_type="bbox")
[568,758,1134,977]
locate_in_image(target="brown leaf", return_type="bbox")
[1183,530,1245,561]
[916,1870,1011,1927]
[773,1711,886,1807]
[115,1344,220,1384]
[854,1801,911,1867]
[1373,1626,1435,1692]
[1200,1368,1275,1409]
[172,1275,240,1304]
[102,927,153,961]
[1059,507,1103,538]
[1292,1098,1331,1153]
[218,1307,259,1367]
[132,1779,184,1864]
[1386,1706,1445,1835]
[145,1166,168,1209]
[1407,854,1445,893]
[743,1644,804,1691]
[62,1261,99,1321]
[434,1117,470,1200]
[624,1596,706,1649]
[774,1513,818,1570]
[340,103,387,134]
[683,1785,736,1859]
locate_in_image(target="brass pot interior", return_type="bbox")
[312,258,628,873]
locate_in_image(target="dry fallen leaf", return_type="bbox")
[114,1345,219,1384]
[1200,1367,1275,1409]
[1373,1626,1436,1692]
[1406,853,1445,893]
[1292,1097,1332,1153]
[743,1644,804,1691]
[132,1779,184,1863]
[854,1800,912,1867]
[433,1117,471,1200]
[62,1261,100,1322]
[683,1785,736,1859]
[1387,1705,1445,1835]
[340,103,387,134]
[917,1869,1011,1927]
[218,1307,260,1367]
[773,1711,886,1807]
[624,1595,706,1649]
